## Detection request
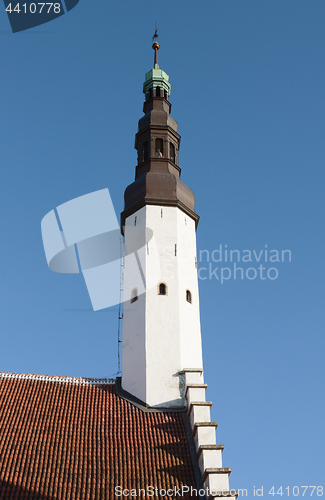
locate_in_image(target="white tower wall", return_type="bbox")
[122,204,203,407]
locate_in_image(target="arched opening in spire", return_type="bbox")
[158,283,167,296]
[155,138,163,157]
[170,143,175,163]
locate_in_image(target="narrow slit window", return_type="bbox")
[186,290,192,304]
[156,86,161,97]
[142,141,149,161]
[155,138,163,157]
[170,143,175,163]
[131,288,138,304]
[158,283,167,296]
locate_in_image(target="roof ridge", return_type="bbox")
[0,372,115,385]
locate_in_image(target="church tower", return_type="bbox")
[120,42,235,495]
[121,39,203,408]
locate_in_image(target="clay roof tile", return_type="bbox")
[0,373,197,499]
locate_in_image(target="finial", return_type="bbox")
[152,27,160,68]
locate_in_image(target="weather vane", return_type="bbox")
[152,24,160,67]
[152,28,158,43]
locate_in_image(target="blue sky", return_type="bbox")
[0,0,324,496]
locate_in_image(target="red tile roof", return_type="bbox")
[0,373,197,499]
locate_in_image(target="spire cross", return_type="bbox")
[152,29,160,67]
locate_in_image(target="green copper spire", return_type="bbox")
[143,35,171,98]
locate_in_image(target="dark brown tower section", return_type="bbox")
[121,46,199,232]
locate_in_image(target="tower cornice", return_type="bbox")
[121,197,199,235]
[135,157,181,180]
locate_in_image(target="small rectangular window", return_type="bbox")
[131,288,138,303]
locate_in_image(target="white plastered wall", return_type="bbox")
[122,204,203,407]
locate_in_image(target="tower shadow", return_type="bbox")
[0,480,54,499]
